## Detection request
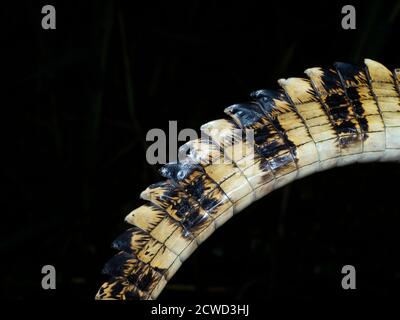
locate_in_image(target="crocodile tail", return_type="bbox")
[95,59,400,300]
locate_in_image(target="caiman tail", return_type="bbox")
[95,59,400,300]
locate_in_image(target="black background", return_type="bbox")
[2,0,400,300]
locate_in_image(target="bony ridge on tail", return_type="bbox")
[95,59,400,300]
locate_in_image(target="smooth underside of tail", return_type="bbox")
[95,59,400,300]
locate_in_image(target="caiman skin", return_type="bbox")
[95,59,400,300]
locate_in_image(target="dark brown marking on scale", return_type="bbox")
[311,68,361,147]
[364,64,387,151]
[220,104,276,179]
[224,102,288,158]
[97,277,148,300]
[159,161,237,233]
[224,99,297,176]
[198,119,259,196]
[224,103,281,179]
[303,70,344,151]
[144,181,199,222]
[251,90,299,158]
[109,228,172,289]
[102,251,164,293]
[260,88,322,165]
[251,91,301,176]
[112,226,151,255]
[334,62,369,145]
[133,203,165,232]
[160,162,219,208]
[146,170,206,239]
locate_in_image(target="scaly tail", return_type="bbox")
[95,59,400,300]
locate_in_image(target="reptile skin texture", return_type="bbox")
[95,59,400,300]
